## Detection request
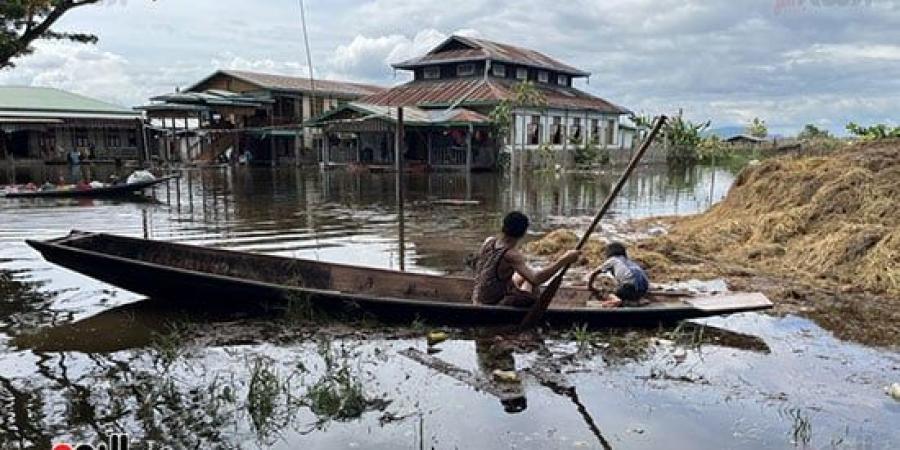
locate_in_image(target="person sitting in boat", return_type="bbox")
[472,211,580,307]
[587,242,649,308]
[75,179,92,191]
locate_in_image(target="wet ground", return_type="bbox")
[1,163,898,449]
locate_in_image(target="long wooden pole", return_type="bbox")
[519,115,668,329]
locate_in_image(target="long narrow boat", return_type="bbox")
[26,232,773,327]
[4,176,175,199]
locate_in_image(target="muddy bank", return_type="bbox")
[525,140,900,347]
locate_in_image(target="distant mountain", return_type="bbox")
[703,125,785,140]
[702,126,745,139]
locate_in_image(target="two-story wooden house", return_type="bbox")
[312,35,630,171]
[139,70,383,165]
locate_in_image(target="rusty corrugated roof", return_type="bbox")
[188,70,386,98]
[361,77,628,114]
[307,102,489,127]
[393,35,590,77]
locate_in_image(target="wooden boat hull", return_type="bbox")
[26,232,773,327]
[4,176,175,199]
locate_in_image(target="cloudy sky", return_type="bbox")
[1,0,898,135]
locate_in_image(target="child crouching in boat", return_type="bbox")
[471,211,580,307]
[587,242,649,308]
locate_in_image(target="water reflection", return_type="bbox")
[3,163,899,449]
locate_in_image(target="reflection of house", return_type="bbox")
[310,35,630,171]
[724,134,767,147]
[138,70,383,165]
[0,87,143,162]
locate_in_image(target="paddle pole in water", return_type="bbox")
[519,115,668,329]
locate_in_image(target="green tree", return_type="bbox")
[846,122,900,140]
[746,117,768,138]
[488,80,547,143]
[635,111,710,163]
[1,0,113,69]
[797,123,831,140]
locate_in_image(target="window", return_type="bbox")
[127,130,138,147]
[591,119,600,144]
[106,130,122,148]
[74,129,90,148]
[516,68,528,81]
[606,119,616,145]
[310,97,326,117]
[551,116,563,144]
[538,71,549,83]
[423,66,440,80]
[528,115,542,145]
[558,74,568,86]
[457,63,475,77]
[38,132,56,150]
[571,118,582,142]
[492,63,506,78]
[275,97,298,119]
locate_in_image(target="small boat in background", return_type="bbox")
[4,176,176,199]
[27,232,773,327]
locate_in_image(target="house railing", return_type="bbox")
[431,146,467,166]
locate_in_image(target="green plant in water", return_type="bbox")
[635,111,710,164]
[303,341,370,422]
[574,141,601,166]
[150,321,190,372]
[246,356,282,433]
[569,323,593,351]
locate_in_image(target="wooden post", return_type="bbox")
[466,124,473,173]
[269,106,276,167]
[395,107,404,172]
[426,131,432,167]
[395,107,405,271]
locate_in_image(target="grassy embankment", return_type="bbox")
[526,139,900,346]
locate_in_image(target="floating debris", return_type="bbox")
[888,383,900,401]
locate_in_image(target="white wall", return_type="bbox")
[506,108,621,151]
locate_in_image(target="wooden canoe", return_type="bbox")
[4,176,175,199]
[26,232,773,327]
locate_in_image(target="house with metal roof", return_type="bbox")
[0,86,144,162]
[312,35,631,171]
[137,70,384,165]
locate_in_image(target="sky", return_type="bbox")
[1,0,898,135]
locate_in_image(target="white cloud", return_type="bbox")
[1,0,897,134]
[327,29,450,83]
[0,41,139,107]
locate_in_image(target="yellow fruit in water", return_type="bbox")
[492,369,520,383]
[426,331,448,346]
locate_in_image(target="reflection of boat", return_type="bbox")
[4,176,175,199]
[27,232,773,327]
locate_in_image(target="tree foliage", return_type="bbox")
[488,80,547,143]
[846,122,900,140]
[746,117,768,138]
[797,123,831,140]
[1,0,106,69]
[634,111,710,163]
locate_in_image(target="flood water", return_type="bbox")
[1,163,898,449]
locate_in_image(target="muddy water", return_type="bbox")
[1,164,898,449]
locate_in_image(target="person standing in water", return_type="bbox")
[472,211,580,307]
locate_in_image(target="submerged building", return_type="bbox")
[138,70,384,165]
[311,35,631,171]
[0,86,144,162]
